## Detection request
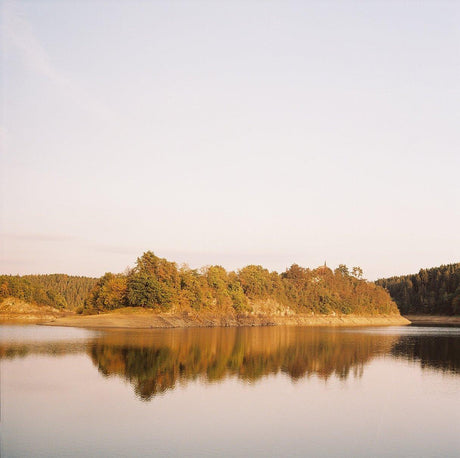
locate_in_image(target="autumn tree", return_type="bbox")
[86,273,127,310]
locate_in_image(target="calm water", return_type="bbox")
[1,325,459,457]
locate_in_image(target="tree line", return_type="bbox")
[0,274,97,310]
[376,263,460,315]
[0,251,400,316]
[84,251,398,316]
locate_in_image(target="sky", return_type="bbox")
[1,0,459,280]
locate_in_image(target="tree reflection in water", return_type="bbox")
[391,333,460,373]
[1,326,458,402]
[88,327,395,401]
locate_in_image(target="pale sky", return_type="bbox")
[1,0,459,280]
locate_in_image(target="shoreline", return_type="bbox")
[34,309,410,329]
[0,296,411,329]
[403,315,460,326]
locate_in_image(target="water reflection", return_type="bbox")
[1,326,459,401]
[392,334,460,373]
[88,327,396,400]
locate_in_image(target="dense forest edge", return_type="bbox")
[376,263,460,316]
[0,274,97,310]
[1,251,400,318]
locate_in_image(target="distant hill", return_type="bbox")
[376,263,460,315]
[0,274,97,310]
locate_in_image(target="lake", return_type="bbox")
[1,324,459,457]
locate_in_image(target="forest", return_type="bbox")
[0,251,398,315]
[0,274,97,310]
[376,263,460,315]
[0,251,398,316]
[83,251,397,316]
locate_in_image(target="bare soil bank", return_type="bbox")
[404,315,460,325]
[41,307,410,329]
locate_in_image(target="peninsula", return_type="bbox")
[1,251,409,327]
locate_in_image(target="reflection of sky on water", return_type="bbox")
[0,325,100,343]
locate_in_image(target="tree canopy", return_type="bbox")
[81,251,398,316]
